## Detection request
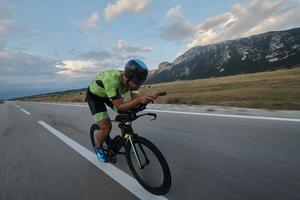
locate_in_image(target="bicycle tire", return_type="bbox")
[90,124,100,150]
[125,136,171,195]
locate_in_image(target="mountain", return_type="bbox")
[147,27,300,84]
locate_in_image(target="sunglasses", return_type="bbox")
[131,77,143,85]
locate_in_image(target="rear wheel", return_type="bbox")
[90,124,116,163]
[90,124,114,148]
[90,124,99,150]
[125,136,171,195]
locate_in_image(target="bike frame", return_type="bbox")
[111,119,150,169]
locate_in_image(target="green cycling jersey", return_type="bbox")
[89,69,139,100]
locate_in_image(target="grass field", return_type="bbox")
[23,67,300,110]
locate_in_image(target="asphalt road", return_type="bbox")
[1,101,300,200]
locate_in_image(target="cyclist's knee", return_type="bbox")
[102,126,111,135]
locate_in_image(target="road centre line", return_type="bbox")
[28,101,300,123]
[20,108,31,115]
[38,121,168,200]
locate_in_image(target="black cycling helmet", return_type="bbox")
[124,59,148,84]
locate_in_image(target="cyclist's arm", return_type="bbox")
[111,98,141,112]
[130,93,139,100]
[111,92,157,112]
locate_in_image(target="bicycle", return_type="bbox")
[90,92,171,195]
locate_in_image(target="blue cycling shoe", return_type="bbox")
[94,147,107,162]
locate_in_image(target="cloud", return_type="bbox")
[161,20,195,42]
[166,4,182,19]
[52,39,153,78]
[160,5,196,42]
[0,2,39,51]
[115,53,145,61]
[104,0,150,20]
[0,50,112,98]
[188,0,300,48]
[196,13,234,30]
[0,50,57,76]
[55,59,115,77]
[78,39,152,64]
[82,12,100,30]
[80,50,112,60]
[0,2,14,49]
[0,50,70,99]
[113,39,153,53]
[0,44,148,98]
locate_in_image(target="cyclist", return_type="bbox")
[86,59,157,162]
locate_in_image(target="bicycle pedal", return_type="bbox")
[110,157,117,164]
[107,155,117,164]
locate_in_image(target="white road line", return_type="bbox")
[38,121,168,200]
[14,104,20,108]
[20,108,31,115]
[147,109,300,123]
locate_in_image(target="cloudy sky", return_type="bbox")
[1,0,300,99]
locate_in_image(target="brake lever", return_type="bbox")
[148,113,157,121]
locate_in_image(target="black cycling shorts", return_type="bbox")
[86,87,115,121]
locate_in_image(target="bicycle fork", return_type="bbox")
[125,134,149,169]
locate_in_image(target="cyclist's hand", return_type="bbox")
[138,92,157,104]
[145,92,157,100]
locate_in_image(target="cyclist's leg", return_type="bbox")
[95,116,112,148]
[86,88,112,148]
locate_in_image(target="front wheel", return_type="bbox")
[125,136,171,195]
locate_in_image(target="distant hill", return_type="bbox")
[147,27,300,84]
